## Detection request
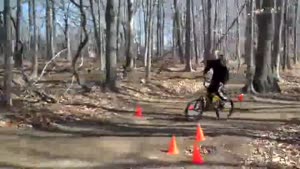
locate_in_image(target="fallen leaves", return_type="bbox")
[245,124,300,168]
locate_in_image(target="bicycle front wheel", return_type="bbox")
[184,97,205,121]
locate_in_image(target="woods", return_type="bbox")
[1,1,300,168]
[0,0,300,104]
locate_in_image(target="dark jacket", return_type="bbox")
[204,59,229,84]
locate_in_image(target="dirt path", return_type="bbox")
[0,94,299,169]
[0,64,299,168]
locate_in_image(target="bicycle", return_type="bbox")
[184,77,234,121]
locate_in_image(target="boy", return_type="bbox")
[203,52,229,102]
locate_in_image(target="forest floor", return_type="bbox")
[0,60,300,169]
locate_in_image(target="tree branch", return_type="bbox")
[215,2,247,48]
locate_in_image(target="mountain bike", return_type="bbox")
[184,77,234,121]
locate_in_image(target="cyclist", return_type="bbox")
[203,50,229,103]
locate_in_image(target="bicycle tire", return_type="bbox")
[216,99,234,119]
[184,97,205,121]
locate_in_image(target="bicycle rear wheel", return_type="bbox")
[219,99,234,119]
[184,97,205,121]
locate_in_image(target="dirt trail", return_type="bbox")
[0,65,299,168]
[0,94,299,169]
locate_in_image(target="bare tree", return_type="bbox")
[51,0,57,55]
[204,0,213,60]
[235,0,241,70]
[70,0,89,87]
[31,0,39,78]
[272,0,284,81]
[145,0,154,81]
[253,0,280,93]
[191,0,199,64]
[105,0,118,90]
[243,0,256,93]
[46,0,54,59]
[185,0,193,71]
[124,0,135,71]
[293,0,299,63]
[2,0,13,107]
[14,0,23,68]
[174,0,184,63]
[89,0,102,67]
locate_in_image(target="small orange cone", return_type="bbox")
[167,135,179,155]
[193,142,204,165]
[196,124,205,142]
[135,105,143,118]
[238,93,244,102]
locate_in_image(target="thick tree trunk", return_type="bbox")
[2,0,13,107]
[105,0,118,91]
[125,0,135,70]
[185,0,193,71]
[253,0,281,93]
[174,0,185,63]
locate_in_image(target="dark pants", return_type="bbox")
[207,81,228,101]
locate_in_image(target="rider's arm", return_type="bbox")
[203,60,212,75]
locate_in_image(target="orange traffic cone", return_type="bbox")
[193,142,204,165]
[167,135,179,155]
[238,93,244,102]
[196,124,205,142]
[135,105,143,118]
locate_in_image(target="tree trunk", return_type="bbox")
[253,0,281,93]
[116,0,122,62]
[213,0,219,48]
[28,0,32,51]
[204,0,213,61]
[31,0,39,78]
[2,0,13,107]
[105,0,118,91]
[174,0,185,63]
[272,0,284,81]
[191,0,199,64]
[89,0,102,67]
[243,0,256,93]
[125,0,135,71]
[156,0,161,58]
[14,0,23,68]
[146,0,154,81]
[161,0,165,57]
[96,0,105,70]
[46,0,54,59]
[51,0,56,55]
[185,0,193,71]
[235,0,241,70]
[293,0,298,64]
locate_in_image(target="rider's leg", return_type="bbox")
[217,87,228,101]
